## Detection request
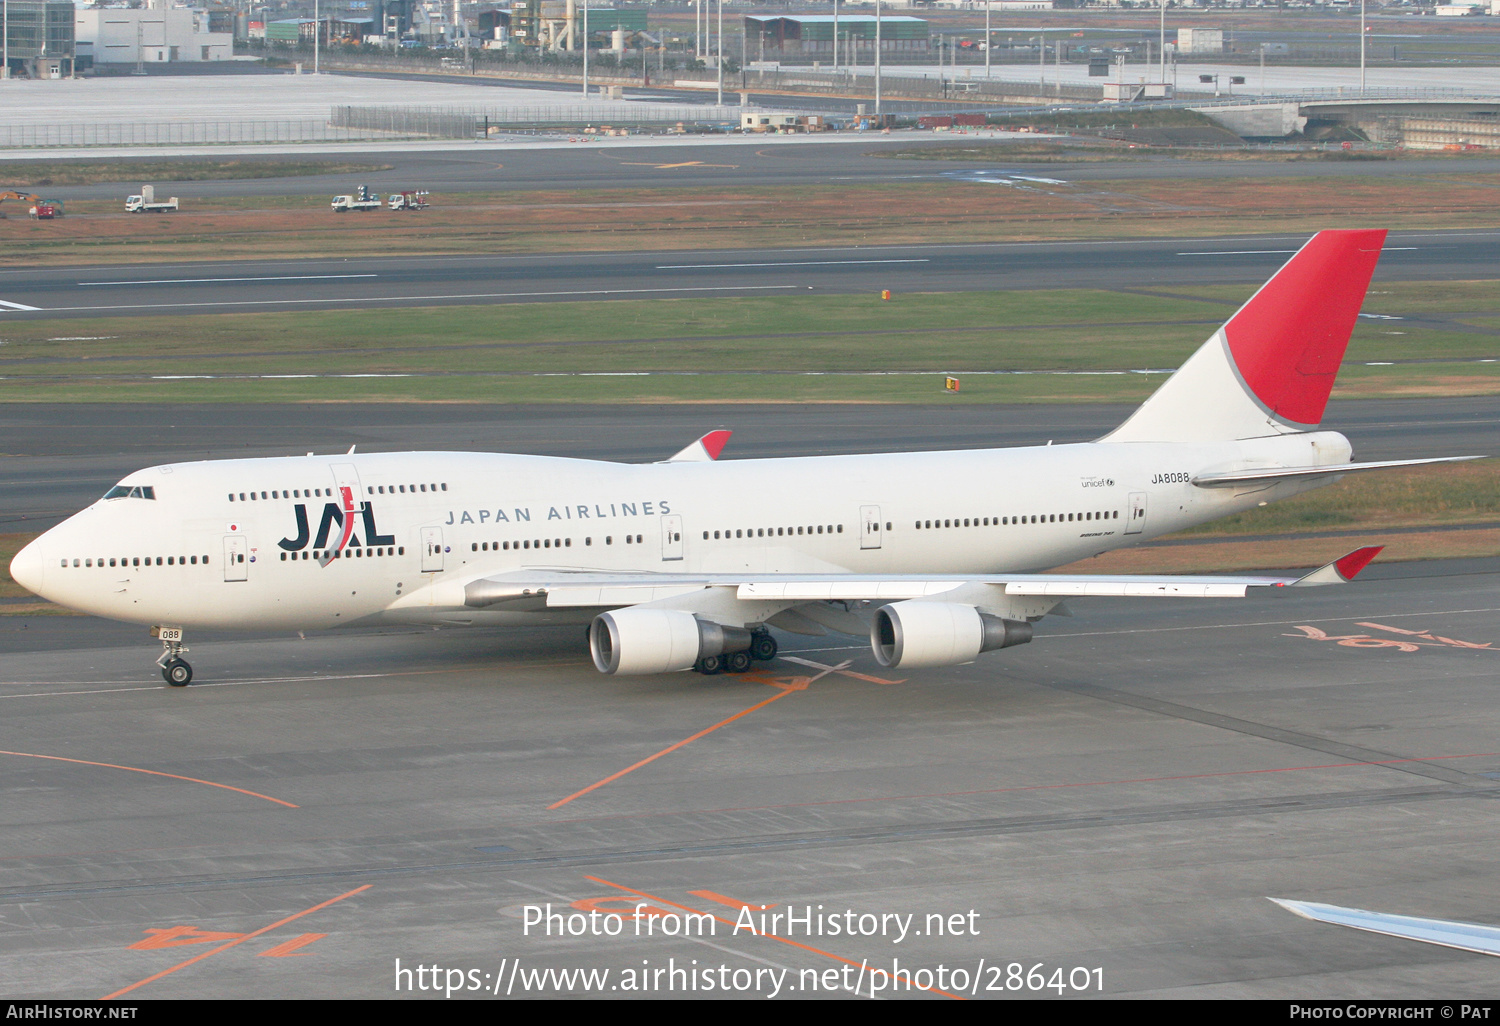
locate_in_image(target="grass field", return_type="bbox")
[4,173,1499,266]
[0,280,1494,404]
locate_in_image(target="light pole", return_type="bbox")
[581,0,588,97]
[1159,0,1165,83]
[3,0,9,81]
[715,0,722,106]
[985,0,991,79]
[1359,0,1366,96]
[832,0,838,73]
[874,0,881,119]
[313,0,319,74]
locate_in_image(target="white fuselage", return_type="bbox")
[15,431,1351,632]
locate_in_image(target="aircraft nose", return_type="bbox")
[8,535,47,598]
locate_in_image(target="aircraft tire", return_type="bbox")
[724,651,753,674]
[695,655,724,675]
[749,631,778,661]
[164,659,193,687]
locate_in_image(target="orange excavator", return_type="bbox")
[0,191,40,218]
[0,192,63,219]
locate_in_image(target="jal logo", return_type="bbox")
[279,500,395,555]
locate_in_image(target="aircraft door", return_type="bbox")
[661,515,683,561]
[860,505,883,550]
[1125,492,1147,535]
[223,535,248,581]
[421,527,445,572]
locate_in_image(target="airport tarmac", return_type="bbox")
[23,139,1500,198]
[2,229,1497,320]
[1,553,1498,998]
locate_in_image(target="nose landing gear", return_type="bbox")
[152,626,193,687]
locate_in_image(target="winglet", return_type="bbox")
[1289,546,1384,587]
[663,429,732,463]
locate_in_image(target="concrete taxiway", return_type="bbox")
[1,404,1498,998]
[2,230,1496,320]
[1,552,1498,998]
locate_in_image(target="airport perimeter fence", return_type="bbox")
[330,104,749,135]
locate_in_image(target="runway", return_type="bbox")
[34,137,1500,197]
[2,555,1498,998]
[2,396,1495,530]
[1,229,1497,320]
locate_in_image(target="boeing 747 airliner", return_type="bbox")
[9,230,1476,686]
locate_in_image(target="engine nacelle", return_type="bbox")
[590,608,752,675]
[870,601,1033,669]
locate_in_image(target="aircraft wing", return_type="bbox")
[463,546,1383,610]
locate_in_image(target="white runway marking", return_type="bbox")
[0,299,41,311]
[76,274,381,286]
[45,284,804,314]
[0,670,411,699]
[655,259,930,269]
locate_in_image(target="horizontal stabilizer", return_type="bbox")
[1192,455,1486,487]
[662,429,732,463]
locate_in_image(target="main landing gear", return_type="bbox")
[694,628,778,676]
[152,626,193,687]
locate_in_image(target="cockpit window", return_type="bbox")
[103,485,156,500]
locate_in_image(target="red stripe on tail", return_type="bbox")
[1224,229,1387,427]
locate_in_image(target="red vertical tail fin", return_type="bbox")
[1105,230,1387,443]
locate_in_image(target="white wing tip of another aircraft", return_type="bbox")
[1269,898,1500,957]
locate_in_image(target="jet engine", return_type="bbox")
[870,601,1032,669]
[590,608,752,675]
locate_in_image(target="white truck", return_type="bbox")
[388,190,430,211]
[332,185,382,213]
[125,185,179,213]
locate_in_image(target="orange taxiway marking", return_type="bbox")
[103,886,371,999]
[547,689,796,810]
[585,875,960,1000]
[547,660,852,810]
[128,926,247,950]
[0,749,298,809]
[258,933,327,958]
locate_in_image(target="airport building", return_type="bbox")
[74,7,233,66]
[2,0,75,79]
[744,15,931,57]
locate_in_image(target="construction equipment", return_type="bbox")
[0,191,41,219]
[332,185,382,213]
[126,185,179,213]
[387,190,430,211]
[29,203,57,220]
